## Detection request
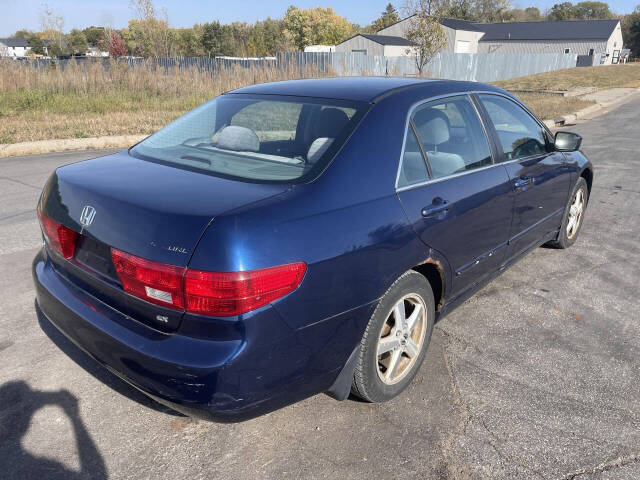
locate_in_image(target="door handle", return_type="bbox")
[421,198,449,219]
[514,177,534,189]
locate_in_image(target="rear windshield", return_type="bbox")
[130,94,369,183]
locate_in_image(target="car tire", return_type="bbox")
[546,177,589,249]
[351,270,435,403]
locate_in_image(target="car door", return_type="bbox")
[396,94,513,299]
[476,94,571,260]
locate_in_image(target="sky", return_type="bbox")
[2,0,638,37]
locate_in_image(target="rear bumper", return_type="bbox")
[33,249,372,421]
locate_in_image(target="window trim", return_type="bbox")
[395,92,497,192]
[409,119,433,179]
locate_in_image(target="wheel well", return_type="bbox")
[580,168,593,200]
[412,261,444,310]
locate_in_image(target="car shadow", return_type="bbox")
[36,302,184,417]
[0,380,107,479]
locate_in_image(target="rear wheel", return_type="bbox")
[351,271,435,402]
[547,177,588,249]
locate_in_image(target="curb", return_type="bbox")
[544,88,640,128]
[0,135,147,158]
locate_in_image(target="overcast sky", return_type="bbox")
[2,0,637,36]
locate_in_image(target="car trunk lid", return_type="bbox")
[39,150,289,331]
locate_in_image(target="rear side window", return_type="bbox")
[479,94,548,161]
[398,95,492,184]
[398,127,429,188]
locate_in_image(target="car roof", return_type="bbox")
[227,77,447,103]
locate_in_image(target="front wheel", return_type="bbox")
[351,271,435,403]
[546,177,589,249]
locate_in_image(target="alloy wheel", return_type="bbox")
[376,294,427,385]
[567,188,585,239]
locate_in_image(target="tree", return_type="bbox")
[470,0,512,22]
[100,30,127,57]
[508,6,544,21]
[228,22,252,57]
[82,26,106,47]
[573,1,613,20]
[67,29,88,55]
[27,35,46,55]
[40,4,65,51]
[202,21,234,56]
[445,0,475,20]
[282,6,354,50]
[403,1,447,76]
[127,0,175,56]
[547,2,577,20]
[175,28,204,57]
[439,0,512,22]
[621,6,640,59]
[370,3,400,32]
[247,18,288,56]
[13,29,33,39]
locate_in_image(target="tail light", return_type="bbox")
[111,248,306,317]
[111,249,185,309]
[184,263,307,316]
[37,208,78,259]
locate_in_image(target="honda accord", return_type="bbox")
[33,77,592,421]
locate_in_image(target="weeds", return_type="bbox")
[0,58,329,143]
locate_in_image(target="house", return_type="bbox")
[335,17,485,55]
[376,17,485,54]
[336,16,624,64]
[475,19,623,64]
[334,34,416,56]
[0,37,30,58]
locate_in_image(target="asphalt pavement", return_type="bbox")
[0,98,639,480]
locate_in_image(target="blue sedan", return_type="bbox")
[33,77,592,421]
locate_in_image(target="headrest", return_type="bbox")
[307,137,334,163]
[216,125,260,152]
[413,109,450,146]
[315,108,350,139]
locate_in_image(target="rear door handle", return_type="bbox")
[421,199,449,219]
[514,177,534,189]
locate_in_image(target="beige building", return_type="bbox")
[336,16,624,65]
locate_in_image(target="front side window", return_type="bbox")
[479,94,548,161]
[406,95,493,181]
[131,95,368,183]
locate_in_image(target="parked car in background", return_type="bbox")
[33,77,592,421]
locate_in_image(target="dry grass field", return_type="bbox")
[511,93,594,120]
[495,63,640,91]
[0,59,325,144]
[1,60,638,144]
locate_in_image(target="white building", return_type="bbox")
[336,17,624,65]
[0,38,29,58]
[476,19,623,65]
[304,45,336,53]
[87,47,109,57]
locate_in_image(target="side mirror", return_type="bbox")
[554,131,582,152]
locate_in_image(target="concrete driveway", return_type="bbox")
[0,98,639,480]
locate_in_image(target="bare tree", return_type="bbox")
[129,0,174,57]
[40,4,65,50]
[403,0,447,76]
